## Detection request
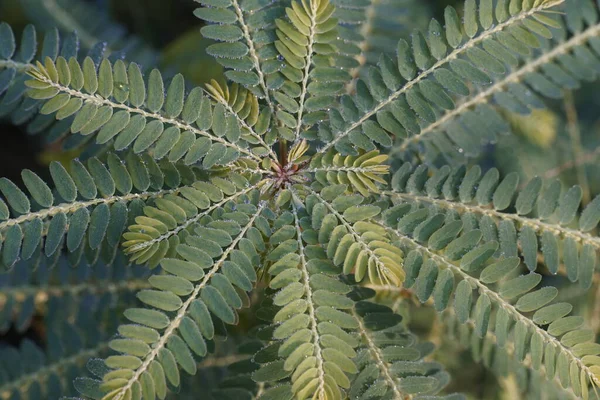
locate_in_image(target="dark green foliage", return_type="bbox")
[0,254,149,334]
[387,163,599,288]
[0,152,197,269]
[0,0,600,399]
[0,310,119,399]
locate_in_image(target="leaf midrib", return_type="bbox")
[322,0,564,152]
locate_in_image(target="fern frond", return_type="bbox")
[321,0,564,155]
[273,0,351,141]
[377,211,600,394]
[398,4,600,158]
[20,0,158,65]
[350,288,459,399]
[252,206,358,400]
[443,310,582,400]
[194,0,283,110]
[0,153,189,269]
[94,199,268,400]
[0,322,111,399]
[306,187,405,286]
[26,57,271,163]
[385,163,600,288]
[0,23,154,153]
[205,80,278,160]
[308,149,389,196]
[0,255,149,333]
[122,172,266,265]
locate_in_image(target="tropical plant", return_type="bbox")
[1,0,600,399]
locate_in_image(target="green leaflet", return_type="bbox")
[271,0,350,139]
[99,200,267,399]
[309,149,389,196]
[26,57,272,164]
[382,167,600,396]
[387,163,600,289]
[350,288,450,398]
[254,208,353,399]
[309,190,405,286]
[321,0,600,160]
[194,0,282,97]
[1,1,599,400]
[123,171,263,266]
[0,153,188,268]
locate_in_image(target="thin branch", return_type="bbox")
[197,353,250,369]
[589,282,600,334]
[344,0,379,94]
[39,0,102,50]
[0,279,150,310]
[543,146,600,179]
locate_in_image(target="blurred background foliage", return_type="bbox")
[0,0,599,399]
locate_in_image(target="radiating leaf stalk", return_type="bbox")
[229,0,276,112]
[125,180,266,255]
[383,221,600,391]
[0,188,173,233]
[26,59,262,162]
[309,188,403,286]
[109,202,266,400]
[292,0,319,142]
[205,80,278,161]
[322,0,564,153]
[383,189,600,263]
[395,21,600,153]
[445,310,581,400]
[308,149,389,196]
[291,206,328,399]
